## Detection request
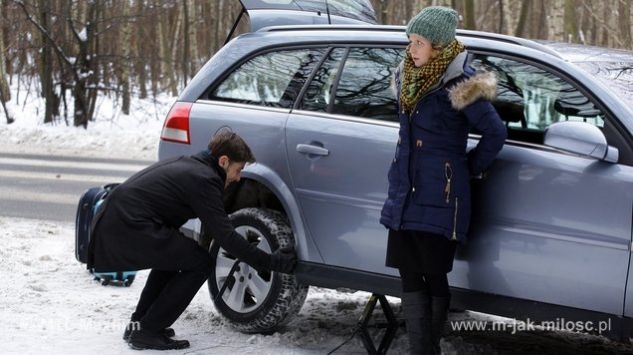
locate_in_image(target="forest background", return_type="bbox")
[0,0,631,127]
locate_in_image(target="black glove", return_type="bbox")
[269,245,297,274]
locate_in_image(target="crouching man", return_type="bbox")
[87,131,297,350]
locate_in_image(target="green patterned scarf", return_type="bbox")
[400,40,465,114]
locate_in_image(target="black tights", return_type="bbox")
[399,269,450,297]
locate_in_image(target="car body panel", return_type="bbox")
[285,110,398,274]
[455,141,633,315]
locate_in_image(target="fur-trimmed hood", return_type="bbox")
[448,71,497,111]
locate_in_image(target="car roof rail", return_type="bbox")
[258,24,405,33]
[457,29,563,59]
[258,25,563,59]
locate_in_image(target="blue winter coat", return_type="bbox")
[380,51,507,241]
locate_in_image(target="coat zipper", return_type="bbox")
[444,162,453,204]
[452,197,459,240]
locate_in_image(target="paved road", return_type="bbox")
[0,151,153,221]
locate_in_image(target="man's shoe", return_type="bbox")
[127,329,189,350]
[123,323,175,341]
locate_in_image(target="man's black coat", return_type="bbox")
[87,150,270,272]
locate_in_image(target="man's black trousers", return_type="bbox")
[130,237,212,332]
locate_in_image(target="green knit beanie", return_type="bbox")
[406,6,459,47]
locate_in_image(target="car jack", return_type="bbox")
[357,293,401,355]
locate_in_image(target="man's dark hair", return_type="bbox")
[208,131,256,163]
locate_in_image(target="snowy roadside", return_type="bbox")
[1,85,171,161]
[0,217,405,355]
[2,217,631,355]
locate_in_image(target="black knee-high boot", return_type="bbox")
[430,295,450,354]
[401,290,432,354]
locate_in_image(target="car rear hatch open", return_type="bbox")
[225,0,378,44]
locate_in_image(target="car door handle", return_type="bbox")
[296,144,329,156]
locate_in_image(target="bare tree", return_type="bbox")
[564,0,579,42]
[134,0,147,99]
[514,0,531,37]
[463,0,476,29]
[188,0,198,78]
[1,0,631,129]
[0,0,12,124]
[36,0,56,123]
[14,0,102,127]
[547,0,565,41]
[497,0,505,33]
[120,0,131,115]
[618,0,631,49]
[182,0,190,86]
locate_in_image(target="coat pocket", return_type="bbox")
[412,158,450,208]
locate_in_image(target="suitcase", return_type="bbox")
[74,183,118,263]
[92,271,136,287]
[74,183,137,287]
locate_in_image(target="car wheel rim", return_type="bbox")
[215,225,273,313]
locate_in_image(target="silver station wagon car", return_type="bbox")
[158,0,633,340]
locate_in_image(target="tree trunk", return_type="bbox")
[497,0,504,33]
[186,1,200,77]
[0,0,10,107]
[0,0,12,125]
[527,0,547,39]
[213,0,222,54]
[150,0,159,98]
[158,5,177,96]
[170,4,183,95]
[564,0,578,42]
[463,0,476,30]
[514,0,531,37]
[404,0,413,24]
[136,0,147,99]
[372,0,388,24]
[617,0,631,48]
[120,0,131,115]
[38,0,55,123]
[547,0,565,41]
[182,0,190,86]
[601,1,609,47]
[70,0,99,127]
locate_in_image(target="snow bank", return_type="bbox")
[2,217,627,355]
[1,78,169,160]
[0,217,411,354]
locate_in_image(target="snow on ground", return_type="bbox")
[2,81,633,354]
[2,217,632,355]
[1,77,168,160]
[0,217,400,355]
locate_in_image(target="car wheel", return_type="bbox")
[207,208,308,333]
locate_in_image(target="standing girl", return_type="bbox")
[380,6,507,354]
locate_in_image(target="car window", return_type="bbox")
[301,48,347,113]
[332,47,404,122]
[471,54,605,144]
[211,48,324,108]
[301,47,404,122]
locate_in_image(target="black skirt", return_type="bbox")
[385,229,458,273]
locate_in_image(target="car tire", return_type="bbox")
[207,207,308,333]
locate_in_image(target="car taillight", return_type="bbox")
[161,102,192,144]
